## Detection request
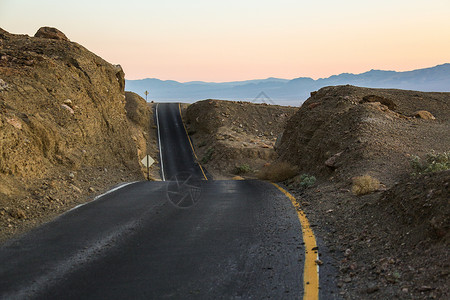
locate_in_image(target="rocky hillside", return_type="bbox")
[0,27,156,242]
[278,85,450,186]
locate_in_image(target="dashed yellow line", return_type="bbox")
[271,183,319,300]
[178,103,208,181]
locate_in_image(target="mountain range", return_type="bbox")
[125,63,450,105]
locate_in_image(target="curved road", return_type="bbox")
[0,103,332,299]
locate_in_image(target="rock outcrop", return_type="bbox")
[34,26,69,41]
[0,27,141,178]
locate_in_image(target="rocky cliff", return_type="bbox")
[0,27,155,241]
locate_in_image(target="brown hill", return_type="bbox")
[278,85,450,186]
[185,99,296,178]
[0,28,156,242]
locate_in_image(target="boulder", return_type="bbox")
[414,110,435,120]
[34,27,69,41]
[325,151,343,168]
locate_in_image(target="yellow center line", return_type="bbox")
[178,103,208,181]
[272,183,319,300]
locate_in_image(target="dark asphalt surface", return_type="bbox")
[156,103,210,181]
[0,180,307,299]
[0,103,337,299]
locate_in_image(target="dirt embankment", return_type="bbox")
[185,99,297,178]
[0,27,157,243]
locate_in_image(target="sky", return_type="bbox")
[1,0,449,82]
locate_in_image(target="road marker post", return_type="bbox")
[141,155,155,181]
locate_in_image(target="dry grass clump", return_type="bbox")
[233,164,252,175]
[258,161,298,182]
[352,175,380,195]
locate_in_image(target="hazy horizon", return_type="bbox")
[125,63,450,105]
[2,0,449,82]
[127,63,449,83]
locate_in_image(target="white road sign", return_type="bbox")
[141,155,155,167]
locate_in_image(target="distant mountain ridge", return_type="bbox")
[125,63,450,105]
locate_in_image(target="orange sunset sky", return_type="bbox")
[1,0,449,82]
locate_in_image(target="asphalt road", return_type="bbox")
[156,103,210,181]
[0,103,334,299]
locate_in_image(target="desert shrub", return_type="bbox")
[410,151,450,175]
[298,174,316,188]
[351,175,380,195]
[288,173,316,189]
[201,147,214,164]
[258,161,298,182]
[198,141,207,148]
[234,164,252,175]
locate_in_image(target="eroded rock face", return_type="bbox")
[34,26,69,41]
[0,27,146,181]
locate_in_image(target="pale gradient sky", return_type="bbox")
[1,0,449,82]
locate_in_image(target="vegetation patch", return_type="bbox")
[351,175,380,195]
[298,174,316,188]
[287,173,317,189]
[410,151,450,175]
[233,164,252,175]
[201,147,214,164]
